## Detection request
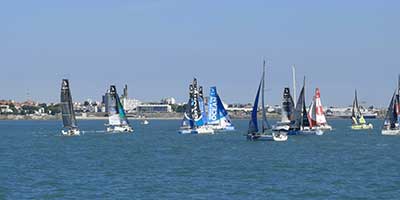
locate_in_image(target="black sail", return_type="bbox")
[281,88,295,123]
[60,79,77,128]
[292,77,309,130]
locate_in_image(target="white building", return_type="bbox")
[0,105,13,113]
[122,98,142,112]
[137,104,172,113]
[161,97,176,105]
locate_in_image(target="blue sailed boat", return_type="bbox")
[207,86,235,131]
[247,61,287,141]
[179,78,214,134]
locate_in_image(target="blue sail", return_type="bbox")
[208,87,222,124]
[248,79,262,134]
[197,96,207,126]
[216,89,235,128]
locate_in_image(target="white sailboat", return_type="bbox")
[60,79,80,136]
[247,61,288,142]
[142,119,149,125]
[308,88,332,132]
[272,87,295,132]
[105,85,133,133]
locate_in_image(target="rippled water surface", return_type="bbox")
[1,119,399,199]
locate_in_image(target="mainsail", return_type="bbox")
[108,85,130,126]
[308,88,327,128]
[60,79,77,129]
[207,86,234,127]
[351,90,367,125]
[248,62,270,134]
[191,79,204,127]
[198,86,208,125]
[281,87,295,123]
[182,84,195,128]
[292,77,309,130]
[383,91,399,129]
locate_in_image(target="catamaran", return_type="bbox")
[308,88,332,132]
[351,90,373,130]
[288,77,316,135]
[247,61,287,142]
[273,87,295,132]
[179,78,214,134]
[60,79,80,136]
[207,86,235,131]
[105,85,133,133]
[382,76,400,135]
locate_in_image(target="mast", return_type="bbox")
[261,60,269,133]
[292,65,297,103]
[300,77,305,128]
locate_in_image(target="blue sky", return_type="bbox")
[1,0,399,107]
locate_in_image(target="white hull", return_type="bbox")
[62,129,80,136]
[106,125,133,133]
[208,124,235,132]
[312,124,332,131]
[272,124,290,132]
[142,120,149,125]
[179,126,215,134]
[247,132,288,142]
[272,132,288,141]
[381,129,400,135]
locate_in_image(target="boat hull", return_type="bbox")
[247,132,288,142]
[382,129,400,135]
[209,124,236,132]
[179,126,215,134]
[62,129,80,136]
[287,129,317,135]
[106,125,134,133]
[312,124,332,131]
[351,124,373,130]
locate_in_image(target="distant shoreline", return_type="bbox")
[0,114,383,121]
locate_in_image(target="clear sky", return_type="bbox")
[1,0,399,107]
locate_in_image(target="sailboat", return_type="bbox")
[308,88,332,132]
[351,90,373,130]
[382,76,400,135]
[272,87,295,132]
[288,77,316,135]
[60,79,80,136]
[207,86,235,131]
[247,61,288,141]
[141,119,149,125]
[105,85,133,133]
[179,78,214,134]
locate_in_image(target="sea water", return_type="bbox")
[0,119,399,200]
